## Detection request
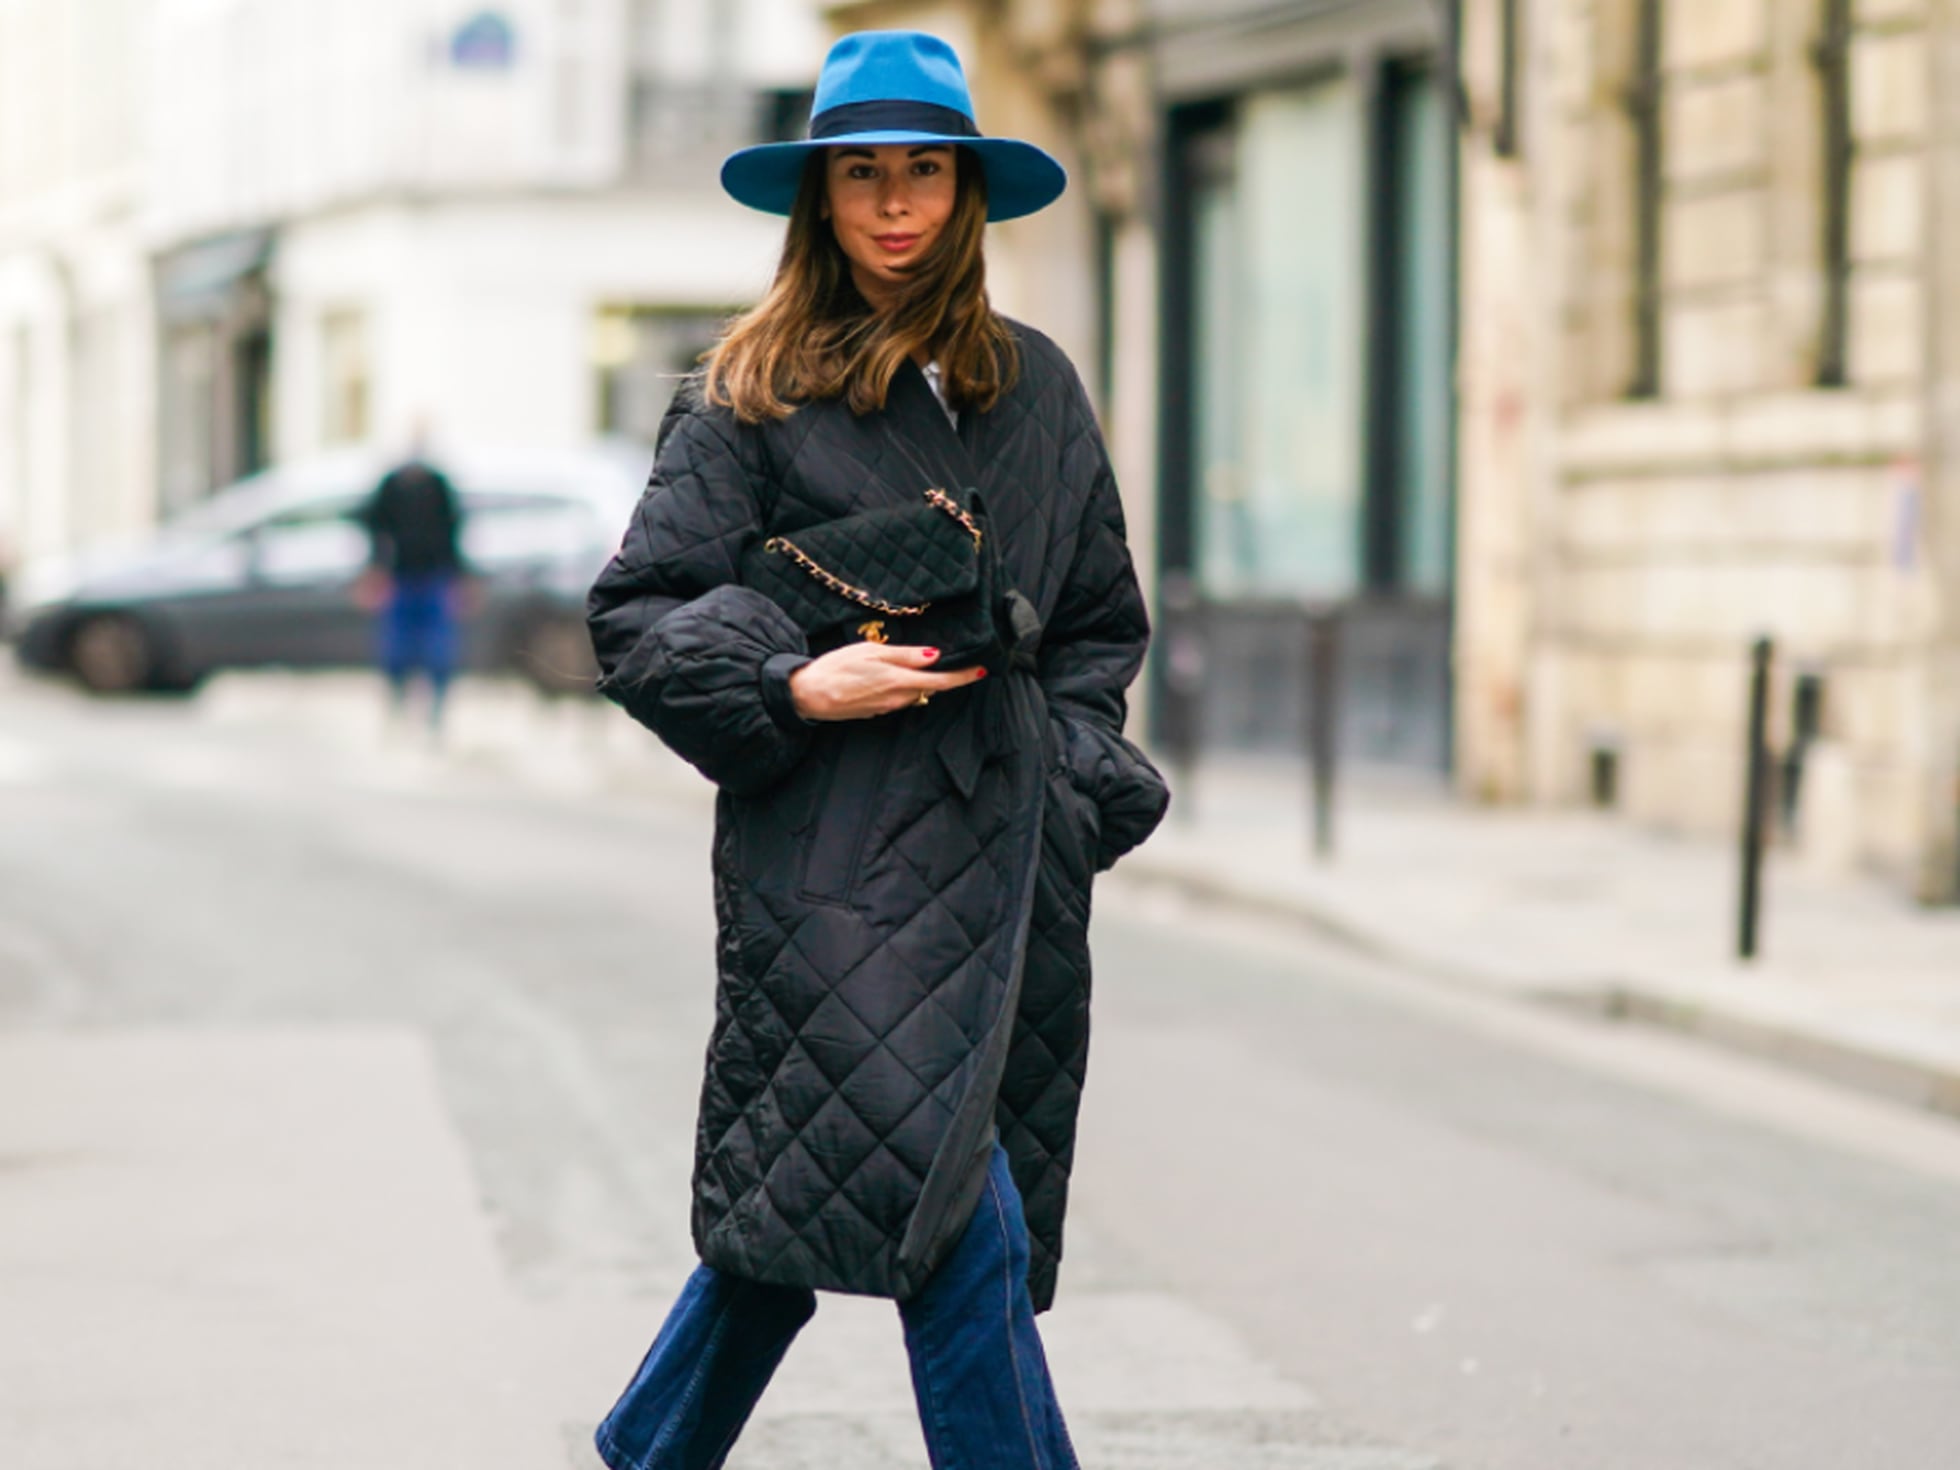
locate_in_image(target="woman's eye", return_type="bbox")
[913,160,941,176]
[849,165,878,180]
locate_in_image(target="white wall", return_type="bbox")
[0,256,68,566]
[144,0,829,248]
[0,0,155,566]
[0,0,147,226]
[272,191,788,458]
[146,0,557,243]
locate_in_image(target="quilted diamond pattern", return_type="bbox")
[741,493,982,633]
[588,324,1167,1313]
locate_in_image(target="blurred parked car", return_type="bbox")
[6,444,647,696]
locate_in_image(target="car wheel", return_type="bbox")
[511,611,598,696]
[68,614,157,694]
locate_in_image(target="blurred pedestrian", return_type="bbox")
[355,427,468,729]
[586,30,1168,1470]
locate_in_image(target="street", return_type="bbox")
[4,671,1959,1470]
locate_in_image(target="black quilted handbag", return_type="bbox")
[741,487,1007,671]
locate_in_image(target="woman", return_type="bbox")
[586,30,1169,1470]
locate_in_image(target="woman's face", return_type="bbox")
[823,143,957,307]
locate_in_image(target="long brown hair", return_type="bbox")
[703,146,1018,422]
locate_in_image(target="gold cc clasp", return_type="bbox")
[857,619,889,644]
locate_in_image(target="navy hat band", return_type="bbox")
[810,99,979,141]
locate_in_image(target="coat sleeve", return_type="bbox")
[1037,372,1171,870]
[586,400,814,797]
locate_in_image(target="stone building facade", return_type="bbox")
[1454,0,1960,898]
[831,0,1960,899]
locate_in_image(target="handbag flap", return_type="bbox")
[751,494,980,627]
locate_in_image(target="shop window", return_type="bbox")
[622,0,765,175]
[160,323,218,512]
[592,306,730,443]
[1496,0,1522,158]
[237,324,273,478]
[1626,0,1664,398]
[1094,208,1118,412]
[321,309,369,448]
[1159,57,1456,772]
[1169,64,1454,603]
[1814,0,1854,387]
[764,88,816,143]
[1180,78,1367,600]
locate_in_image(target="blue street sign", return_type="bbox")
[450,11,515,70]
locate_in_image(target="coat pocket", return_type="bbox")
[799,720,899,906]
[1053,714,1171,872]
[1045,767,1102,889]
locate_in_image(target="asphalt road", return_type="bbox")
[3,669,1958,1469]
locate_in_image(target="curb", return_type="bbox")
[1553,986,1960,1120]
[1115,846,1960,1124]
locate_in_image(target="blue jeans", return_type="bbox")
[596,1145,1079,1470]
[377,573,458,700]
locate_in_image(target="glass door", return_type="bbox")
[1188,75,1366,602]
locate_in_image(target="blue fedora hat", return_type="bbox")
[721,30,1066,223]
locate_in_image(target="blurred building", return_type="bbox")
[0,0,824,568]
[0,0,156,572]
[1454,0,1960,899]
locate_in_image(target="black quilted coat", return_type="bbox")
[587,325,1169,1312]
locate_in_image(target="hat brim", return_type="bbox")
[721,132,1067,223]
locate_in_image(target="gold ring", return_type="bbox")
[915,691,932,707]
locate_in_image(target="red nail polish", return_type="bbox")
[975,668,988,679]
[921,647,940,661]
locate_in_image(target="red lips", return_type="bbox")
[872,233,921,253]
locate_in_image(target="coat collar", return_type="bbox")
[882,356,983,496]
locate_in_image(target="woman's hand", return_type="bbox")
[351,568,392,613]
[789,643,985,721]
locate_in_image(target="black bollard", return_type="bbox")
[1738,636,1774,960]
[1160,572,1205,824]
[1305,606,1341,860]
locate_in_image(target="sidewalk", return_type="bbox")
[1124,757,1960,1119]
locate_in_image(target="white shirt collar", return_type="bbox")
[921,359,958,428]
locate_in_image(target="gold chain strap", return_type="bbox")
[925,487,983,546]
[761,489,982,617]
[760,536,933,616]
